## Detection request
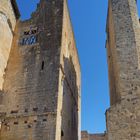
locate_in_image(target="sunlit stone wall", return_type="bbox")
[0,0,17,90]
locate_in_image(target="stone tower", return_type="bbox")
[106,0,140,139]
[0,0,81,140]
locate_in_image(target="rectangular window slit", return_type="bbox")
[14,122,18,125]
[41,61,45,70]
[43,119,47,122]
[33,107,38,112]
[11,110,18,114]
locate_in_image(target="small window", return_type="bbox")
[31,29,37,34]
[25,109,28,113]
[43,119,47,122]
[61,130,64,137]
[11,110,18,114]
[20,35,37,46]
[14,122,18,125]
[28,124,32,128]
[34,120,37,123]
[24,31,30,35]
[24,28,37,36]
[41,61,45,70]
[33,107,38,112]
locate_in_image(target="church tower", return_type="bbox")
[106,0,140,139]
[0,0,81,140]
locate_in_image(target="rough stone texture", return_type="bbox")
[0,0,19,31]
[60,1,81,140]
[81,131,106,140]
[106,0,140,139]
[0,0,81,140]
[0,0,19,90]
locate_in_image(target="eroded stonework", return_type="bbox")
[106,0,140,139]
[81,131,106,140]
[0,0,81,140]
[82,0,140,140]
[0,0,20,90]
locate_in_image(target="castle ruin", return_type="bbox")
[82,0,140,140]
[0,0,81,140]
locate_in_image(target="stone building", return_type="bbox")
[81,131,106,140]
[106,0,140,139]
[0,0,81,140]
[82,0,140,140]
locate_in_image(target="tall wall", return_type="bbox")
[106,0,140,139]
[59,0,81,140]
[0,0,80,140]
[81,131,106,140]
[0,0,19,90]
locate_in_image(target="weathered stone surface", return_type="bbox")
[81,131,106,140]
[60,1,81,140]
[0,0,19,90]
[106,0,140,139]
[0,0,81,140]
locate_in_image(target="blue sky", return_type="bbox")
[16,0,140,134]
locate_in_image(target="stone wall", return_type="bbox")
[1,0,63,139]
[89,134,106,140]
[0,0,18,31]
[107,0,140,101]
[106,0,140,139]
[59,0,81,140]
[0,0,81,140]
[81,131,89,140]
[81,131,106,140]
[0,0,19,90]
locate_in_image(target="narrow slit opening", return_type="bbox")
[41,61,45,70]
